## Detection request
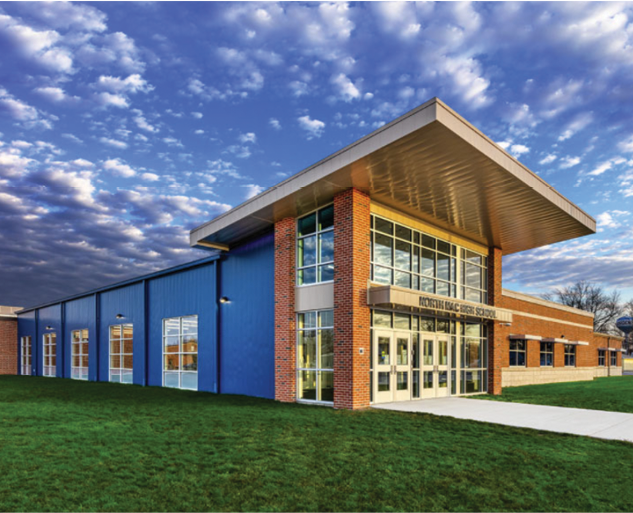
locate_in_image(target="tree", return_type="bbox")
[541,281,623,335]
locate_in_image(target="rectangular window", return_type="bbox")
[297,205,334,285]
[564,344,576,367]
[611,351,617,366]
[71,329,89,380]
[110,325,133,384]
[297,310,334,403]
[509,340,526,366]
[43,333,57,377]
[163,315,198,390]
[461,249,488,304]
[540,342,553,367]
[598,350,605,367]
[20,336,32,376]
[460,323,488,394]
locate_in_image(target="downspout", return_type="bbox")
[95,293,100,381]
[143,279,149,387]
[214,259,221,394]
[61,303,65,378]
[34,310,39,376]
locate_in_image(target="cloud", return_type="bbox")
[238,132,256,144]
[269,118,281,130]
[331,73,361,102]
[99,137,128,149]
[0,88,40,121]
[34,86,79,103]
[588,160,613,177]
[559,156,581,169]
[191,112,203,119]
[103,158,136,177]
[62,133,83,144]
[539,154,557,165]
[93,92,129,108]
[558,112,593,141]
[133,113,159,133]
[298,115,325,139]
[94,74,153,94]
[596,212,620,230]
[163,137,184,148]
[141,172,159,182]
[619,135,633,153]
[243,184,264,199]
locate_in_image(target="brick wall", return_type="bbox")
[274,217,296,402]
[0,317,17,375]
[333,188,371,410]
[487,247,503,394]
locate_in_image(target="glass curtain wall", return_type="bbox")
[297,310,334,403]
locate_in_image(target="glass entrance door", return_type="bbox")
[373,330,411,403]
[420,334,450,399]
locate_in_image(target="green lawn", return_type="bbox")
[477,376,633,414]
[1,377,633,512]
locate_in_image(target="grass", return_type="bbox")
[1,377,633,512]
[476,375,633,414]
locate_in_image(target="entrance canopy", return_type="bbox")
[191,98,595,254]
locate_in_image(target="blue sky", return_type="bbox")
[1,1,633,308]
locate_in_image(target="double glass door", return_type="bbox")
[373,330,450,403]
[374,330,411,403]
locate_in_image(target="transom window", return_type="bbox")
[297,310,334,403]
[20,336,31,376]
[598,350,605,367]
[610,351,617,366]
[163,315,198,390]
[564,344,576,367]
[71,329,89,380]
[509,340,526,366]
[110,325,133,384]
[297,205,334,285]
[43,333,56,377]
[540,342,553,367]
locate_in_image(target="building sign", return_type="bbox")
[418,296,499,320]
[367,284,513,323]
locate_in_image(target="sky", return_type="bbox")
[1,1,633,308]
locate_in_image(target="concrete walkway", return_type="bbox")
[372,398,633,443]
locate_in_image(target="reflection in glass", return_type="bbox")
[299,331,317,368]
[378,372,390,391]
[320,371,334,402]
[423,371,433,389]
[378,337,390,365]
[319,231,334,263]
[320,330,334,369]
[397,372,408,390]
[300,370,317,400]
[424,339,433,366]
[413,371,420,398]
[438,371,448,388]
[397,338,408,365]
[374,234,393,267]
[394,240,411,270]
[438,339,448,366]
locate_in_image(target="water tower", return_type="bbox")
[616,317,633,355]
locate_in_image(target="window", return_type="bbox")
[43,333,56,377]
[461,323,488,393]
[564,344,576,367]
[598,350,605,367]
[297,205,334,285]
[71,329,89,380]
[611,351,617,366]
[297,310,334,403]
[509,340,526,366]
[540,342,553,367]
[20,336,31,376]
[163,315,198,390]
[110,325,133,384]
[461,250,488,304]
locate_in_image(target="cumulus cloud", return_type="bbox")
[94,74,153,94]
[298,115,325,139]
[559,156,581,169]
[331,73,361,102]
[99,137,128,149]
[269,118,281,130]
[238,132,256,144]
[539,154,557,165]
[243,183,264,199]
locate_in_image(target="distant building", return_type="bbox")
[15,99,623,408]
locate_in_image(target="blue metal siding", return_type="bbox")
[64,296,97,380]
[37,305,62,377]
[99,283,145,385]
[147,264,217,392]
[17,311,36,375]
[220,232,275,399]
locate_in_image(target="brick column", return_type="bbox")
[274,217,296,402]
[527,339,540,367]
[0,317,18,375]
[333,188,371,410]
[487,247,503,395]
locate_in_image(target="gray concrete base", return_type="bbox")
[372,398,633,443]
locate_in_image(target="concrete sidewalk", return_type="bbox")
[372,398,633,443]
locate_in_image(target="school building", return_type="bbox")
[8,98,624,409]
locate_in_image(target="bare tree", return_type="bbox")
[541,281,623,334]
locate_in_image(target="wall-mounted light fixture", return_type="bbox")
[219,297,230,304]
[115,314,125,319]
[499,323,512,327]
[45,325,54,330]
[561,335,565,339]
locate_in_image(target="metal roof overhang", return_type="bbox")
[190,98,595,254]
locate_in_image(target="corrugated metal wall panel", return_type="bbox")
[65,296,97,380]
[220,232,275,399]
[148,264,217,392]
[99,283,145,385]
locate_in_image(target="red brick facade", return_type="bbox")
[333,188,371,410]
[0,317,18,375]
[274,217,297,403]
[487,247,503,395]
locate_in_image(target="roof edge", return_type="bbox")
[502,288,594,318]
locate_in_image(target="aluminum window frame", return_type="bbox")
[43,332,56,377]
[540,341,554,367]
[564,344,576,367]
[509,339,526,367]
[71,329,89,380]
[162,315,198,391]
[610,351,617,366]
[296,309,334,404]
[109,324,133,384]
[20,336,32,376]
[296,204,335,286]
[598,349,605,367]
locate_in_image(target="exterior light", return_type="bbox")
[45,326,53,330]
[219,297,230,304]
[115,314,125,319]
